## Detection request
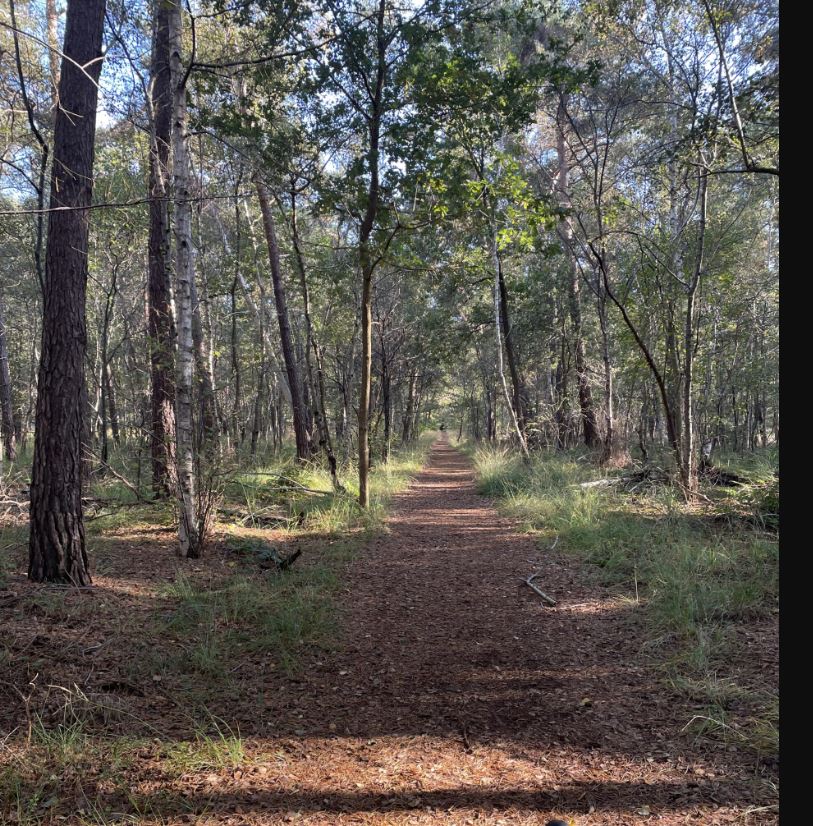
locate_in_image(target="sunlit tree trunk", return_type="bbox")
[490,229,529,460]
[357,0,387,508]
[169,0,200,558]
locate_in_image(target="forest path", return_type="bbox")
[213,436,771,824]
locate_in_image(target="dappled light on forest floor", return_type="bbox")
[0,440,777,824]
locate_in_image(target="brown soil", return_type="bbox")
[0,438,778,824]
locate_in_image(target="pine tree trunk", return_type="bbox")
[497,264,528,434]
[380,339,391,463]
[147,0,177,498]
[28,0,106,585]
[290,187,334,458]
[105,364,120,446]
[355,0,389,507]
[402,372,415,444]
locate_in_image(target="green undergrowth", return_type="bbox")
[139,435,435,698]
[0,436,435,823]
[0,705,247,824]
[467,442,779,756]
[226,431,434,535]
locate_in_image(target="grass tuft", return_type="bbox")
[469,442,778,755]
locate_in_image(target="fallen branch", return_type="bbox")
[575,478,621,489]
[524,572,557,606]
[218,505,293,528]
[574,465,672,492]
[83,450,144,502]
[700,465,746,487]
[276,476,330,495]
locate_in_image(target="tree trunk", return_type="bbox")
[490,229,529,459]
[679,174,707,494]
[380,335,391,463]
[147,0,177,497]
[28,0,106,585]
[357,0,387,508]
[189,251,218,442]
[255,177,310,461]
[290,186,334,458]
[0,297,16,461]
[401,371,415,444]
[46,0,60,95]
[497,262,528,435]
[230,277,241,444]
[105,364,120,445]
[169,0,200,559]
[556,102,600,447]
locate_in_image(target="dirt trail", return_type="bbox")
[1,438,775,823]
[203,437,775,824]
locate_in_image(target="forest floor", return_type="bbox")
[0,436,778,824]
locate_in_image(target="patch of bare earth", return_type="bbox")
[0,439,778,824]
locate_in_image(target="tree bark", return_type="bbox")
[679,173,707,493]
[28,0,106,585]
[169,0,200,558]
[289,186,334,458]
[357,0,387,508]
[147,0,177,497]
[490,229,529,460]
[255,177,310,461]
[555,102,600,447]
[0,296,16,461]
[46,0,61,96]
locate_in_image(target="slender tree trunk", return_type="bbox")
[597,285,620,463]
[556,102,600,447]
[0,297,16,461]
[490,230,529,459]
[402,371,415,444]
[380,334,391,463]
[290,186,334,458]
[230,277,241,443]
[679,174,707,493]
[28,0,106,585]
[255,177,310,461]
[147,0,177,497]
[357,0,387,508]
[169,0,200,558]
[251,362,265,456]
[46,0,60,95]
[189,262,217,441]
[105,364,120,445]
[497,263,528,434]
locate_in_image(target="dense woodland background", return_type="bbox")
[1,0,778,572]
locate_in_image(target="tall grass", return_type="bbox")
[153,433,436,682]
[469,442,779,754]
[227,431,435,536]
